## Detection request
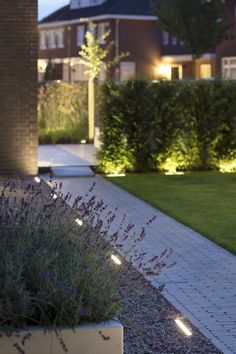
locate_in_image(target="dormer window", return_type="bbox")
[70,0,106,10]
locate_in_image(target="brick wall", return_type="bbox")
[0,0,38,175]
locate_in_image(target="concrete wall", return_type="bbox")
[0,0,38,175]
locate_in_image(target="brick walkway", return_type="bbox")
[42,175,236,354]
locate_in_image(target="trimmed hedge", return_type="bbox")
[98,79,236,173]
[38,82,88,144]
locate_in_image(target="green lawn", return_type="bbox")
[108,172,236,255]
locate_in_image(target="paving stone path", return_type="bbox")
[42,175,236,354]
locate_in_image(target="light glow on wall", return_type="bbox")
[156,63,172,80]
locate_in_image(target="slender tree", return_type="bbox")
[79,22,128,142]
[152,0,228,76]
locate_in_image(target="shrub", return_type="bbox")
[98,79,236,173]
[0,178,171,336]
[38,82,88,144]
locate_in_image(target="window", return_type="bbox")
[170,65,183,80]
[56,29,64,48]
[77,25,85,46]
[39,31,47,50]
[48,31,56,49]
[171,36,178,45]
[222,57,236,79]
[162,30,169,45]
[97,22,108,44]
[71,63,85,81]
[200,64,212,79]
[120,62,136,81]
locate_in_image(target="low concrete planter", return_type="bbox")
[1,320,123,354]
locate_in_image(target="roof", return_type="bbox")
[40,0,154,24]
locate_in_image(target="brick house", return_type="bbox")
[38,0,236,82]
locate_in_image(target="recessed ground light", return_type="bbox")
[111,255,122,265]
[107,174,126,178]
[81,139,87,144]
[175,319,192,336]
[165,171,184,176]
[75,218,83,226]
[34,176,41,183]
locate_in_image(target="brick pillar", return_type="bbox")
[0,0,38,175]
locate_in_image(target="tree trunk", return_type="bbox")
[88,78,95,142]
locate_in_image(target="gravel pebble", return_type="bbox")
[119,267,222,354]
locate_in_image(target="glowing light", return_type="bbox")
[107,173,126,178]
[175,319,192,336]
[219,159,236,173]
[111,255,122,265]
[165,171,184,176]
[34,176,41,183]
[75,218,83,226]
[156,63,171,80]
[81,139,87,144]
[52,194,58,200]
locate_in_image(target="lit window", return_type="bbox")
[222,57,236,79]
[77,25,85,46]
[200,64,212,79]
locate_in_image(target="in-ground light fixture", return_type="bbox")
[175,318,192,336]
[111,254,122,265]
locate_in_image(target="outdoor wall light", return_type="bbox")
[34,176,41,183]
[75,218,83,226]
[111,255,122,265]
[175,319,192,336]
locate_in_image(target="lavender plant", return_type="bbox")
[0,178,173,334]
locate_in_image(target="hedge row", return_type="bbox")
[38,82,88,144]
[98,79,236,173]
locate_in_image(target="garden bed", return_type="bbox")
[0,177,221,353]
[120,264,221,354]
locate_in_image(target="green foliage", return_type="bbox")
[109,171,236,255]
[152,0,227,59]
[97,82,133,174]
[0,181,124,329]
[79,22,128,81]
[98,79,236,173]
[38,82,88,144]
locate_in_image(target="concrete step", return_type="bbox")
[51,166,95,178]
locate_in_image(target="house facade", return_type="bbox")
[38,0,236,81]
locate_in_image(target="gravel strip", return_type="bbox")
[119,267,222,354]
